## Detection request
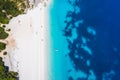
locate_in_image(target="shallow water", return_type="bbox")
[49,0,120,80]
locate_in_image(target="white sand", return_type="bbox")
[5,0,52,80]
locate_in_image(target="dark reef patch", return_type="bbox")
[63,0,120,79]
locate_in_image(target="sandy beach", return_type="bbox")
[3,0,52,80]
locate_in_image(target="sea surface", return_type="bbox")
[49,0,120,80]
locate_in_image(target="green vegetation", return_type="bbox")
[0,27,9,39]
[6,28,11,32]
[0,57,18,80]
[0,42,6,52]
[0,0,26,24]
[3,52,7,55]
[0,26,18,80]
[0,0,27,79]
[0,26,8,52]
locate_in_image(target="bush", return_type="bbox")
[0,57,18,80]
[0,0,26,24]
[0,42,6,52]
[0,27,9,39]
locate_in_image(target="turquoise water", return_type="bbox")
[49,0,95,79]
[50,0,72,79]
[49,0,120,80]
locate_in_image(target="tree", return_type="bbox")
[0,57,18,80]
[0,0,27,79]
[0,0,26,24]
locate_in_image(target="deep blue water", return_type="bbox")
[50,0,120,80]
